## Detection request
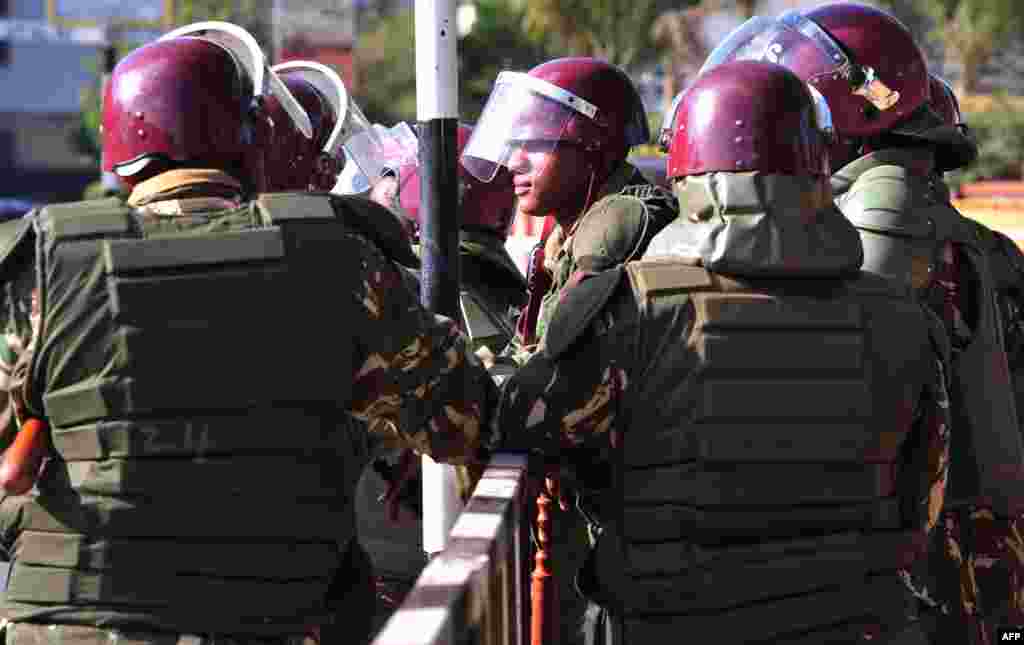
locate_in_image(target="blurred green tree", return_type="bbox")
[907,0,1024,93]
[354,0,555,125]
[524,0,679,70]
[70,0,268,168]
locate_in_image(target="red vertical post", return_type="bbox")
[531,475,559,645]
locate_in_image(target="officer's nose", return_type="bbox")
[506,144,530,174]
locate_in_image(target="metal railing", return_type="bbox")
[370,453,531,645]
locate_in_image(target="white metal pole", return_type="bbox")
[415,0,462,556]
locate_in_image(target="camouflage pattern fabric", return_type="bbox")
[0,169,494,643]
[922,180,1024,644]
[510,162,678,353]
[834,151,1024,644]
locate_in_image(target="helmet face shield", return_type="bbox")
[271,61,351,158]
[345,121,418,190]
[160,22,313,140]
[461,71,596,182]
[659,90,686,153]
[700,11,905,135]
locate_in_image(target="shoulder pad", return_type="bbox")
[0,215,35,281]
[838,164,932,239]
[36,197,136,240]
[543,267,626,360]
[572,185,677,273]
[626,259,711,299]
[256,192,336,222]
[330,194,419,269]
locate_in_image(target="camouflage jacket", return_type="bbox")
[0,169,494,467]
[525,162,678,352]
[835,152,1024,643]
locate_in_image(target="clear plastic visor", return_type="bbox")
[272,61,353,157]
[659,90,687,152]
[938,76,963,125]
[461,71,597,182]
[345,121,419,189]
[806,83,836,144]
[161,22,313,140]
[699,11,849,81]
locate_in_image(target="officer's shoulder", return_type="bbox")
[981,225,1024,286]
[256,192,418,268]
[327,194,419,268]
[543,266,628,360]
[572,184,677,272]
[840,165,935,235]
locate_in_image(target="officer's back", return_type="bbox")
[0,25,491,645]
[494,60,951,645]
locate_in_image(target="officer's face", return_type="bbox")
[506,141,593,219]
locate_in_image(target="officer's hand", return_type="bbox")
[375,448,422,523]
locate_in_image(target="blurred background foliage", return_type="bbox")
[71,0,1024,183]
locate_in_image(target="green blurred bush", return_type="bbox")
[948,94,1024,188]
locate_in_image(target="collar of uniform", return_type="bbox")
[653,172,864,279]
[596,160,644,203]
[831,147,936,198]
[127,169,244,208]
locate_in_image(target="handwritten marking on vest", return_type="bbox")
[140,422,212,459]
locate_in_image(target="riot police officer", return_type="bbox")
[494,59,953,645]
[0,23,492,645]
[463,57,678,350]
[698,5,1024,640]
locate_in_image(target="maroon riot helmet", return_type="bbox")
[102,22,312,192]
[377,123,517,239]
[667,60,834,180]
[700,4,931,148]
[269,60,383,192]
[262,74,335,191]
[461,57,649,184]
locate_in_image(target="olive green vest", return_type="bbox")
[836,155,1024,516]
[591,259,940,643]
[5,193,368,636]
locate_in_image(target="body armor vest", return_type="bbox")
[5,193,368,635]
[591,258,940,643]
[837,161,1024,516]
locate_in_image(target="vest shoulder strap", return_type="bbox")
[254,192,336,224]
[625,258,712,300]
[37,198,136,241]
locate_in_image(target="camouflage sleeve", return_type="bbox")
[0,261,38,449]
[903,353,1024,642]
[492,348,627,464]
[904,355,952,539]
[347,234,495,466]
